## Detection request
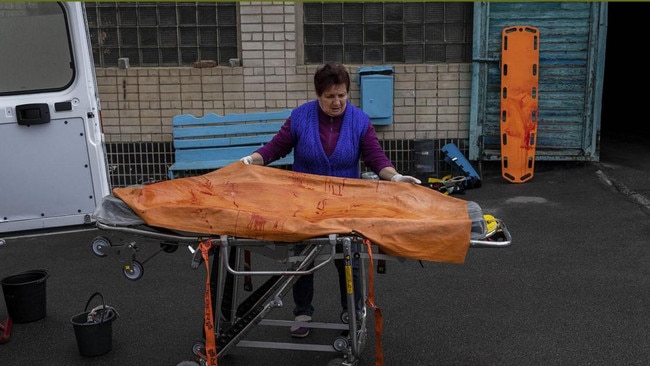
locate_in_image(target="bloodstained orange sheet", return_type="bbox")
[113,162,472,264]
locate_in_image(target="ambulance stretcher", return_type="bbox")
[90,186,511,366]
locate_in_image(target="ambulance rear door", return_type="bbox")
[0,2,110,233]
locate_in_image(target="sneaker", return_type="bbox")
[290,315,312,338]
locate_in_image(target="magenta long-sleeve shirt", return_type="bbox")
[256,105,394,175]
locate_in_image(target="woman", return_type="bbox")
[240,62,420,337]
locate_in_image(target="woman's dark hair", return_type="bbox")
[313,63,350,96]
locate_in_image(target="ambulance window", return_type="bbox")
[0,2,74,95]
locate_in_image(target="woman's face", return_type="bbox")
[317,83,348,117]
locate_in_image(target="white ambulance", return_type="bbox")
[0,2,110,235]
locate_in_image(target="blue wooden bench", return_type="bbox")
[168,109,293,179]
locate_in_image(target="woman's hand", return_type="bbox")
[239,152,263,165]
[391,174,422,184]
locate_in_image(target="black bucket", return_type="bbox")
[1,269,49,323]
[70,292,117,357]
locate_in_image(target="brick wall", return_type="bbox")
[97,62,472,144]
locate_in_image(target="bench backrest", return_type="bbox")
[168,109,293,179]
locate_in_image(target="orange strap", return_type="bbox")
[363,238,384,366]
[200,239,218,366]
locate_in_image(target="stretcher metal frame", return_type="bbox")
[92,218,511,366]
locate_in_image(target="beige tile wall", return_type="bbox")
[96,2,471,144]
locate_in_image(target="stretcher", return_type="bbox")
[90,163,512,366]
[500,25,540,183]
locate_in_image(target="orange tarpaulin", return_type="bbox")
[113,162,472,263]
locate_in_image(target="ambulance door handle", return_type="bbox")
[16,103,50,126]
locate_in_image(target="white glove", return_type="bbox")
[240,155,253,165]
[391,174,422,185]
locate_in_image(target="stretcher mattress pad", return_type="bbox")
[111,163,473,263]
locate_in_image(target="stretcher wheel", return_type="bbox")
[161,242,178,253]
[340,308,365,324]
[91,236,111,257]
[123,260,144,281]
[340,310,350,324]
[333,336,349,352]
[192,341,206,357]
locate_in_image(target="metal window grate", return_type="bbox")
[85,2,238,67]
[105,139,470,188]
[105,142,175,188]
[304,2,473,64]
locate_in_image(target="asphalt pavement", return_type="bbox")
[1,137,649,366]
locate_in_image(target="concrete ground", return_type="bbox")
[0,137,649,366]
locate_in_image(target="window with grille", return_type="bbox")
[303,2,473,64]
[84,2,238,67]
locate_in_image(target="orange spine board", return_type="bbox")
[500,26,539,183]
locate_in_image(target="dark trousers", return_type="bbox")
[292,244,361,317]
